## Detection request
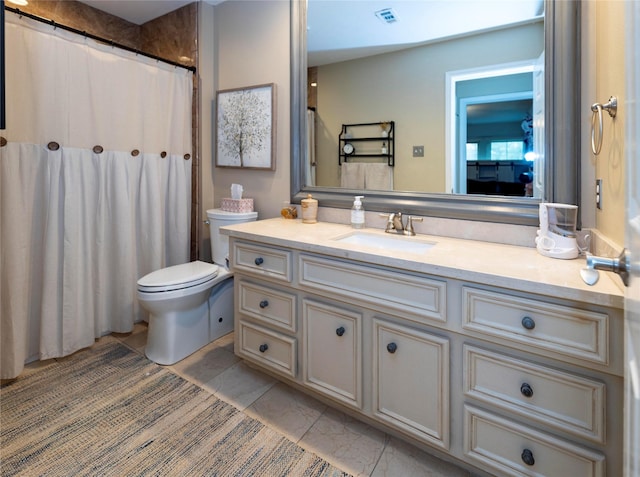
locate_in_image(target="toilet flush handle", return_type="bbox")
[204,219,210,225]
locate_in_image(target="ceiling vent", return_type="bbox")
[375,8,398,24]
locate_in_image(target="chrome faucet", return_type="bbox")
[392,212,405,232]
[380,213,423,236]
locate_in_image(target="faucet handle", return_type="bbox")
[379,213,396,233]
[392,212,405,232]
[404,216,423,236]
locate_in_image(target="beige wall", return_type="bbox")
[593,0,626,248]
[213,2,291,213]
[315,22,543,192]
[198,0,291,260]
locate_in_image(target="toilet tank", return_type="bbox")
[207,208,258,266]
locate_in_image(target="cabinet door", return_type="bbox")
[373,319,450,449]
[302,299,362,409]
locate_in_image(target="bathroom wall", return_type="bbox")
[13,1,197,72]
[198,0,291,261]
[592,0,626,249]
[14,1,141,48]
[314,22,542,192]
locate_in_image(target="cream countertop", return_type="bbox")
[221,218,624,309]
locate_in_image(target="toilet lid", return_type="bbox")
[137,261,219,292]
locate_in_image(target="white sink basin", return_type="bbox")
[333,231,436,254]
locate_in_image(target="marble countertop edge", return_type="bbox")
[221,218,624,310]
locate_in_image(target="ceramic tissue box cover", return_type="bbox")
[221,198,254,213]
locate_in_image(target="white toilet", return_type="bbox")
[137,208,257,365]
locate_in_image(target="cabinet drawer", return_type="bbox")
[238,321,296,378]
[373,319,450,449]
[464,406,605,477]
[462,287,609,365]
[302,299,362,409]
[237,279,296,332]
[464,346,605,443]
[299,254,446,324]
[232,241,292,283]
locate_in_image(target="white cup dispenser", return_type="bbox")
[535,203,579,259]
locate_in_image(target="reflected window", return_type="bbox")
[466,143,478,161]
[489,140,524,160]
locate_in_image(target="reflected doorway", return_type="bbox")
[461,93,534,196]
[445,60,542,197]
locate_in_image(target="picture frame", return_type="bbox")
[215,83,276,169]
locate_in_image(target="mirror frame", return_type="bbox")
[290,0,580,226]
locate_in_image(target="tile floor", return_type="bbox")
[108,323,474,477]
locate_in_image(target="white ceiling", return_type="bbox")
[307,0,544,66]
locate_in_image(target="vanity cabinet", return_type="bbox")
[302,298,362,409]
[457,284,621,476]
[372,319,450,449]
[299,253,446,325]
[463,346,606,444]
[462,287,609,367]
[233,241,297,379]
[464,405,605,476]
[228,233,623,477]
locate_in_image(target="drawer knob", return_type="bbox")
[336,326,346,337]
[520,382,534,398]
[259,300,269,309]
[521,448,535,466]
[521,316,536,330]
[254,257,264,266]
[387,342,398,354]
[259,343,269,353]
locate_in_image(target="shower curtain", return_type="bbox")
[0,13,193,378]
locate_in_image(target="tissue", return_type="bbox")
[231,184,243,199]
[222,184,253,213]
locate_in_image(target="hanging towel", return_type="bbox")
[340,162,366,189]
[364,164,394,190]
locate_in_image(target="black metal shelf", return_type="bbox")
[339,121,394,166]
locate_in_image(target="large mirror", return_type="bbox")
[291,0,581,226]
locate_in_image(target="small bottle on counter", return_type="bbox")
[351,195,365,229]
[301,194,318,224]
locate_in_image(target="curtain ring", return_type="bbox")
[0,137,7,147]
[184,154,191,160]
[92,145,103,154]
[131,149,140,157]
[160,151,167,158]
[591,103,603,156]
[47,141,60,151]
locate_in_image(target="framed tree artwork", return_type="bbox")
[215,83,276,169]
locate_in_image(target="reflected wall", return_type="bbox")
[312,21,543,193]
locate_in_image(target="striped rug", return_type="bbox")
[0,340,350,477]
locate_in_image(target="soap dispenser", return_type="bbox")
[351,195,365,229]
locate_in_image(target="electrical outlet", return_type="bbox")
[413,146,424,157]
[595,179,602,209]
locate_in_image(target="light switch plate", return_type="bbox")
[413,146,424,157]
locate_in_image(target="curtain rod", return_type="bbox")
[5,5,196,73]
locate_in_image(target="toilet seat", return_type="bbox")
[137,260,219,293]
